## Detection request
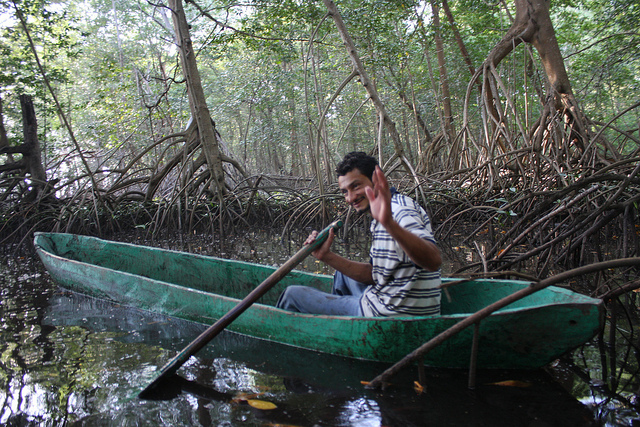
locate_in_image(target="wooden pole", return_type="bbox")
[139,220,343,398]
[366,258,640,389]
[468,322,480,389]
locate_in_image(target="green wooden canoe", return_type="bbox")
[34,232,604,369]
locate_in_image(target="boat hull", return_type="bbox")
[34,232,604,368]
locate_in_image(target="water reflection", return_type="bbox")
[341,398,381,426]
[1,234,637,425]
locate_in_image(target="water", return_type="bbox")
[0,232,636,426]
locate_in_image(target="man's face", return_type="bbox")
[338,168,374,213]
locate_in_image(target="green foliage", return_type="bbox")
[0,0,637,194]
[239,0,327,62]
[0,0,81,95]
[0,0,82,151]
[555,0,640,126]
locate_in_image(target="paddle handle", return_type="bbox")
[139,219,342,397]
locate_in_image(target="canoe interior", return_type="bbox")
[34,232,599,316]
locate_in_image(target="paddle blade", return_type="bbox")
[139,356,186,399]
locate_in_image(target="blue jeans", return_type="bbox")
[276,271,368,316]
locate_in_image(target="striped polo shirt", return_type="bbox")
[360,192,441,317]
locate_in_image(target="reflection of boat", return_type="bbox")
[34,232,604,369]
[42,289,388,391]
[43,291,598,427]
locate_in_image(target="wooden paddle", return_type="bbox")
[139,219,343,398]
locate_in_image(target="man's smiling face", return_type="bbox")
[338,168,374,213]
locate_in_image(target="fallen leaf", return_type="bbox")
[413,381,425,394]
[231,392,260,403]
[265,424,304,427]
[360,380,392,389]
[487,380,531,388]
[247,399,278,410]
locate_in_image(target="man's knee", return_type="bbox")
[276,285,306,311]
[333,272,368,296]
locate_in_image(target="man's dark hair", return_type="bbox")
[335,151,378,180]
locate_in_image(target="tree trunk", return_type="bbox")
[322,0,406,165]
[431,0,455,142]
[441,0,478,82]
[288,90,304,176]
[19,95,47,185]
[0,96,13,163]
[169,0,226,194]
[483,0,589,153]
[1,95,50,203]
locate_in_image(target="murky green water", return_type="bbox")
[0,231,637,426]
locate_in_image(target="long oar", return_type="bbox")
[139,219,343,398]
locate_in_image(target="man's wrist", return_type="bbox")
[381,217,400,235]
[319,251,336,264]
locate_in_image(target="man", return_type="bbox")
[276,151,441,317]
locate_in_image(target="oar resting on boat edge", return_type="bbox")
[138,219,343,399]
